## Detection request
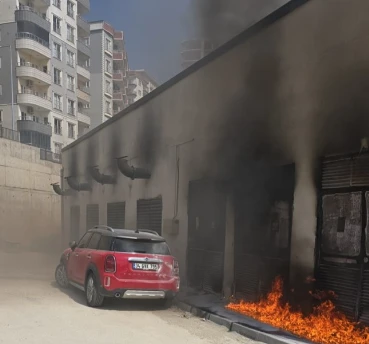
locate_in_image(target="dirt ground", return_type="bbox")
[0,251,261,344]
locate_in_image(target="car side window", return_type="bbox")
[78,232,93,248]
[98,236,112,251]
[87,233,101,249]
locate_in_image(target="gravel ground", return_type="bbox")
[0,251,262,344]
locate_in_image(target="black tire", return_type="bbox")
[160,298,173,309]
[85,273,104,308]
[55,264,69,289]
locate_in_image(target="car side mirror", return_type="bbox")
[69,241,77,250]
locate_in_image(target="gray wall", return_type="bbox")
[0,137,61,252]
[62,0,369,281]
[89,30,103,129]
[0,22,17,115]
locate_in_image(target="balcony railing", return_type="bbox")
[77,62,90,71]
[77,39,90,56]
[77,15,90,34]
[78,86,90,95]
[18,62,50,75]
[16,32,50,48]
[0,126,20,142]
[17,119,52,136]
[16,5,50,32]
[40,149,61,164]
[19,88,51,101]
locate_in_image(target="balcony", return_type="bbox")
[77,15,90,35]
[16,63,52,85]
[113,71,124,82]
[113,51,124,60]
[113,92,123,101]
[17,90,52,111]
[16,32,50,59]
[77,87,90,103]
[15,5,50,32]
[77,110,91,125]
[17,119,52,136]
[77,64,90,81]
[77,39,90,57]
[77,0,90,14]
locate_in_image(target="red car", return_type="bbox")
[55,225,180,307]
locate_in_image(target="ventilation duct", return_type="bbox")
[51,183,74,196]
[65,176,91,192]
[88,166,116,185]
[116,157,151,180]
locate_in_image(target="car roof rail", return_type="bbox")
[135,229,160,236]
[94,225,114,232]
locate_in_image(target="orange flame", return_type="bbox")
[226,277,369,344]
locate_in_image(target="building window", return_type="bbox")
[67,25,75,43]
[0,57,2,69]
[67,99,75,116]
[0,110,2,122]
[53,42,62,60]
[53,0,61,9]
[53,15,61,35]
[67,75,75,92]
[105,60,111,74]
[54,142,63,154]
[68,123,75,139]
[105,38,112,52]
[53,93,62,111]
[67,1,75,18]
[0,85,2,96]
[53,68,61,85]
[66,50,75,67]
[54,118,62,135]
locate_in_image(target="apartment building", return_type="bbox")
[0,0,91,155]
[89,21,129,128]
[127,69,157,104]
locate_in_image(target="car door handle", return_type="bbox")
[87,255,91,259]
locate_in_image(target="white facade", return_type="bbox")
[0,0,90,155]
[128,70,157,105]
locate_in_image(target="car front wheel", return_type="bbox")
[85,274,104,308]
[55,264,69,288]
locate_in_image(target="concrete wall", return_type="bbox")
[0,137,61,252]
[62,0,369,282]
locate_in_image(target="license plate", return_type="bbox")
[132,263,159,271]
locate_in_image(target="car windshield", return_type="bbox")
[113,238,171,255]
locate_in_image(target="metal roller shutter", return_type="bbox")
[107,202,125,229]
[70,206,80,242]
[317,153,369,325]
[86,204,99,231]
[137,197,162,235]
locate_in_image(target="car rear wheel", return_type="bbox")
[85,273,104,308]
[55,264,69,288]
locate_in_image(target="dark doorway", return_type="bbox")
[137,197,162,235]
[316,154,369,325]
[234,164,295,301]
[86,204,99,231]
[107,202,126,229]
[70,206,80,242]
[187,179,227,294]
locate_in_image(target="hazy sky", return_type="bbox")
[87,0,192,84]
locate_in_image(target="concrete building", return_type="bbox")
[127,69,158,104]
[0,0,91,156]
[89,21,129,129]
[181,39,216,70]
[59,0,369,325]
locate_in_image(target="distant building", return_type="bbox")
[0,0,91,153]
[127,70,158,105]
[89,20,129,129]
[181,39,216,70]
